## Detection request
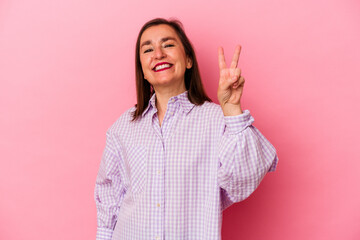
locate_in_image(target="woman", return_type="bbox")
[94,18,278,240]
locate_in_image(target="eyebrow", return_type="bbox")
[140,37,177,48]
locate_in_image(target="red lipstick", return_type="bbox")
[153,62,173,72]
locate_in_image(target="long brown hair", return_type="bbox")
[132,18,211,121]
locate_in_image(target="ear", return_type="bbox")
[186,56,193,69]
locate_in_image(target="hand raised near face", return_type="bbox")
[217,45,245,116]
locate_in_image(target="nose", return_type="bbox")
[154,46,166,59]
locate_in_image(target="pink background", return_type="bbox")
[1,0,359,239]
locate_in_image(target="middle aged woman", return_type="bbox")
[139,22,244,122]
[94,18,278,240]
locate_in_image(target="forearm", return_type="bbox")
[95,130,126,239]
[218,110,278,202]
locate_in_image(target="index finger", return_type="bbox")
[218,46,227,70]
[230,45,242,69]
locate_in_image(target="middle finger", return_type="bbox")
[230,45,242,69]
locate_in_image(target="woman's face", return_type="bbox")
[139,24,192,90]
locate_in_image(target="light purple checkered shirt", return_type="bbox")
[94,91,278,240]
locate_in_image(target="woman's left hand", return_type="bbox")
[217,45,245,116]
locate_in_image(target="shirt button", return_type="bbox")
[155,236,160,240]
[157,170,161,175]
[156,203,160,207]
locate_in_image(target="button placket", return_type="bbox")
[150,138,164,240]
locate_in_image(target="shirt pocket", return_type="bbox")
[126,146,147,195]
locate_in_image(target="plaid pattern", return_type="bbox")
[94,91,278,240]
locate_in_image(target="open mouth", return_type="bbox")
[153,62,173,72]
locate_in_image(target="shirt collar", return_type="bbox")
[141,93,156,117]
[176,91,195,114]
[141,91,195,117]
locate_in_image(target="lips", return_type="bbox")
[153,62,173,72]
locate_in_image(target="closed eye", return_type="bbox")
[143,48,153,53]
[143,44,174,53]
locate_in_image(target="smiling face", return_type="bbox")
[139,24,192,92]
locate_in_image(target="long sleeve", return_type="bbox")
[94,130,127,240]
[218,110,278,209]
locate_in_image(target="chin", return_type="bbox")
[151,78,180,86]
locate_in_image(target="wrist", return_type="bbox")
[221,104,243,116]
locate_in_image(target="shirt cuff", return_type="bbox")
[96,227,113,240]
[268,154,279,172]
[224,110,254,134]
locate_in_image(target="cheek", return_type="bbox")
[140,54,150,65]
[180,52,189,67]
[140,58,150,72]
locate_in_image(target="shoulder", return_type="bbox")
[190,101,225,131]
[193,101,224,118]
[106,106,137,136]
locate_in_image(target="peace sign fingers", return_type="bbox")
[218,45,242,70]
[217,44,244,116]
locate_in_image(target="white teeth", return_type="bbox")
[155,64,171,71]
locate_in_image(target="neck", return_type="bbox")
[153,83,186,115]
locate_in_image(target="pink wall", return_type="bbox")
[1,0,359,239]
